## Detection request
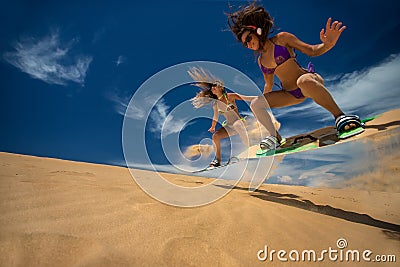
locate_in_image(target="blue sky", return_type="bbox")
[1,0,400,179]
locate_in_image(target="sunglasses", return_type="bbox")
[208,83,218,89]
[242,34,253,47]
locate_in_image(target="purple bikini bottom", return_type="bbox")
[287,88,305,99]
[286,62,315,99]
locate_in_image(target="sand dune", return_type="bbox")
[0,152,399,266]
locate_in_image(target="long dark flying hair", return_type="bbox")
[226,2,274,51]
[188,67,225,108]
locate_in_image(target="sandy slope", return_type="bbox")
[0,152,399,266]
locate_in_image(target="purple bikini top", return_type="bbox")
[260,42,293,74]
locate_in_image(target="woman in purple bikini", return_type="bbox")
[226,2,364,152]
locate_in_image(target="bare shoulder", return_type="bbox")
[227,93,239,100]
[273,32,296,45]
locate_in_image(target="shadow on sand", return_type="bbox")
[217,184,400,237]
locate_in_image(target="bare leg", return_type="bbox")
[297,73,343,117]
[212,120,251,161]
[231,120,250,147]
[212,128,229,162]
[297,73,358,130]
[250,91,304,141]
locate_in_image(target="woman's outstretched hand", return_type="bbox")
[320,17,346,48]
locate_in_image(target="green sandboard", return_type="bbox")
[256,142,319,157]
[255,116,376,158]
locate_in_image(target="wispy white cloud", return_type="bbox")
[269,158,344,187]
[115,55,126,66]
[277,175,293,183]
[108,91,190,137]
[149,99,191,137]
[108,90,165,121]
[107,90,146,120]
[232,74,254,88]
[328,54,400,116]
[298,164,338,180]
[3,30,92,86]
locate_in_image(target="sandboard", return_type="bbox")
[237,109,400,159]
[191,157,240,173]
